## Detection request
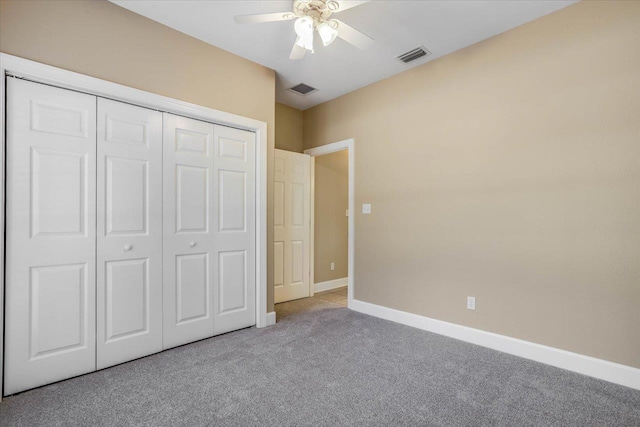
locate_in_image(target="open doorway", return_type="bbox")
[307,139,355,307]
[304,139,355,307]
[309,150,349,306]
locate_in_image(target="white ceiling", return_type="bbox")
[111,0,577,110]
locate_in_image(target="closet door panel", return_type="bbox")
[97,98,163,369]
[105,157,148,234]
[213,125,256,335]
[4,78,97,395]
[176,165,209,232]
[105,259,148,339]
[176,253,209,322]
[163,114,215,349]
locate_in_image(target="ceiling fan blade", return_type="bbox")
[234,12,295,24]
[333,19,374,50]
[289,38,307,60]
[332,1,371,13]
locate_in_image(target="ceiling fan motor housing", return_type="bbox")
[294,0,337,26]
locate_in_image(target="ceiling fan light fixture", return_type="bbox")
[234,1,374,60]
[295,36,306,48]
[294,16,313,39]
[294,16,315,52]
[295,36,314,52]
[318,21,338,46]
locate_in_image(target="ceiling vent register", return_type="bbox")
[288,83,318,96]
[397,46,431,64]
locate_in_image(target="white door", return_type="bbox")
[274,149,311,303]
[96,98,163,369]
[4,78,97,395]
[213,125,256,334]
[162,114,216,349]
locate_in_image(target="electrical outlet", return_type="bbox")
[330,262,335,271]
[362,204,371,214]
[467,296,476,310]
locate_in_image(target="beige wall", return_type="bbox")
[275,102,304,153]
[303,1,640,368]
[0,0,277,311]
[314,151,349,283]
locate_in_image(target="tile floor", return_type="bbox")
[311,286,348,307]
[274,286,348,319]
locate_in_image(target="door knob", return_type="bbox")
[189,241,197,248]
[124,244,132,251]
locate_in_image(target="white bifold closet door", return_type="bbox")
[4,78,257,395]
[162,115,216,348]
[212,125,256,335]
[96,98,163,369]
[163,114,256,348]
[4,78,97,395]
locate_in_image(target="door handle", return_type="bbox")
[124,244,133,252]
[189,241,197,248]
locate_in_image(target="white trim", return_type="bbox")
[255,120,268,330]
[0,53,270,397]
[314,278,348,293]
[309,157,315,296]
[0,57,5,404]
[304,139,355,309]
[304,139,353,156]
[350,299,640,391]
[266,312,277,327]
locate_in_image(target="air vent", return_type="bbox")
[396,46,431,64]
[288,83,318,96]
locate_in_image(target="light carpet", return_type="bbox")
[1,298,639,426]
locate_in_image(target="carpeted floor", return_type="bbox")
[1,298,639,426]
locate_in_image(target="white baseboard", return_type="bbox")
[314,277,348,293]
[266,311,276,326]
[349,299,640,391]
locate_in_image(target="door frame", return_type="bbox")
[304,139,355,307]
[0,53,269,400]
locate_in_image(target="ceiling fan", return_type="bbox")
[234,0,373,60]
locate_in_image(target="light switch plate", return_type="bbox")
[362,204,371,214]
[467,296,476,310]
